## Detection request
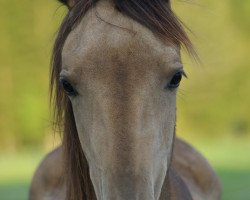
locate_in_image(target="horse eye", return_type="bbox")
[60,78,78,96]
[167,71,183,89]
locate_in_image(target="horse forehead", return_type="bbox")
[62,0,180,73]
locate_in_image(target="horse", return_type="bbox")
[29,0,221,199]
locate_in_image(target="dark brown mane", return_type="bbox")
[50,0,194,199]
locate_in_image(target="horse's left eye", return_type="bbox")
[60,78,78,96]
[167,71,183,89]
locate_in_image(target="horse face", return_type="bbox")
[61,1,183,199]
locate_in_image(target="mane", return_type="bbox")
[50,0,195,199]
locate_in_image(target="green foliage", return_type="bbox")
[0,0,67,149]
[230,0,250,34]
[173,0,250,139]
[0,0,250,149]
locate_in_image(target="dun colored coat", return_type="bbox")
[29,0,221,199]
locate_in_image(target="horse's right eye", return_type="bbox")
[59,78,78,96]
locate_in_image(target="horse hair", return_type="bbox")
[50,0,194,199]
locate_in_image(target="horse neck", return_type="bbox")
[159,168,193,200]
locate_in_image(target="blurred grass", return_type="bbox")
[0,151,43,200]
[0,139,250,200]
[0,182,29,200]
[190,137,250,200]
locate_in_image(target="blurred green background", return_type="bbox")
[0,0,249,199]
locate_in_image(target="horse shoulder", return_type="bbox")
[172,138,222,200]
[29,146,66,200]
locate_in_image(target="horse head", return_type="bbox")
[52,0,193,199]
